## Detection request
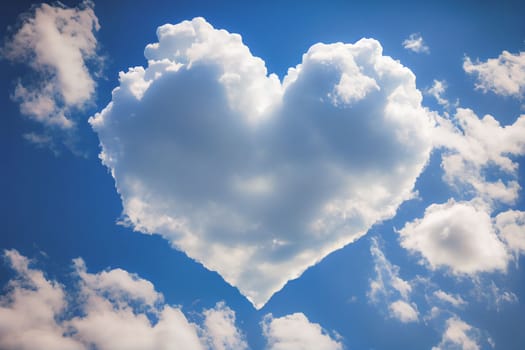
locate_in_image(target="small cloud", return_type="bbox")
[402,33,430,54]
[432,316,480,350]
[368,237,420,323]
[202,302,248,350]
[1,1,101,149]
[433,290,467,308]
[398,199,510,275]
[389,300,419,323]
[495,210,525,257]
[426,80,450,108]
[464,50,525,98]
[433,108,525,206]
[262,313,343,350]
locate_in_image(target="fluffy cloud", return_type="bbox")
[0,250,84,350]
[402,33,429,54]
[91,17,433,308]
[463,50,525,98]
[388,300,419,323]
[368,238,419,323]
[495,209,525,256]
[2,1,100,129]
[202,302,248,350]
[432,317,480,350]
[434,108,525,205]
[398,199,510,275]
[262,313,343,350]
[0,249,250,350]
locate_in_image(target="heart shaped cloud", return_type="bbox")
[91,17,433,308]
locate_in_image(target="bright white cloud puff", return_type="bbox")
[398,199,511,275]
[2,1,99,129]
[262,313,343,350]
[91,17,434,308]
[402,33,430,54]
[464,50,525,98]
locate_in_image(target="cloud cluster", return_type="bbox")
[2,1,100,135]
[91,17,433,308]
[464,50,525,98]
[398,106,525,276]
[0,249,244,350]
[402,33,429,54]
[262,313,343,350]
[0,249,345,350]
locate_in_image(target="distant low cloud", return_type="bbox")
[1,1,100,132]
[464,51,525,98]
[262,313,343,350]
[402,33,429,54]
[91,17,433,308]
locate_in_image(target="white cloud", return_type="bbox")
[388,300,419,323]
[0,249,253,350]
[202,302,248,350]
[434,108,525,205]
[402,33,430,54]
[368,238,419,323]
[2,1,100,128]
[90,17,433,309]
[495,209,525,256]
[426,80,450,108]
[464,50,525,98]
[432,317,480,350]
[433,290,467,308]
[262,313,343,350]
[0,250,84,350]
[368,238,412,302]
[398,199,510,275]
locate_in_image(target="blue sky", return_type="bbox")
[1,1,524,349]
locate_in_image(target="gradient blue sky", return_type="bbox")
[1,1,525,349]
